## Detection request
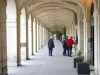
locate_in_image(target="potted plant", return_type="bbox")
[77,61,90,74]
[73,50,84,68]
[76,51,90,74]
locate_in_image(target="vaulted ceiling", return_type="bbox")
[15,0,87,33]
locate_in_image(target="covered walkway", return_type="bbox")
[1,0,100,75]
[8,40,77,75]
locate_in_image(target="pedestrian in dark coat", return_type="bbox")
[63,36,68,56]
[48,36,55,56]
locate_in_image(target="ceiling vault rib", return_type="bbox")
[16,0,84,33]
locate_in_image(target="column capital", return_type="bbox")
[17,10,21,16]
[31,14,34,20]
[78,20,83,25]
[38,21,41,25]
[83,17,91,23]
[26,14,29,20]
[35,20,38,24]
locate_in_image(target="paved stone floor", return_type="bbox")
[8,40,78,75]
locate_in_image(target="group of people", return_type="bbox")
[63,36,75,57]
[48,36,76,57]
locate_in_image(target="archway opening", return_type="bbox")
[6,0,17,67]
[28,15,32,57]
[20,8,26,60]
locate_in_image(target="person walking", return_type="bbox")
[63,36,68,56]
[66,37,75,57]
[48,36,55,56]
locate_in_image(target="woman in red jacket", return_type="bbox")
[66,37,75,57]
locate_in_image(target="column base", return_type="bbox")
[17,61,21,66]
[32,53,34,55]
[17,64,22,66]
[26,57,30,60]
[1,68,8,75]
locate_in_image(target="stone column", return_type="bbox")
[26,13,29,60]
[33,18,36,52]
[73,25,76,40]
[93,9,100,75]
[46,30,48,43]
[38,23,40,50]
[44,28,46,45]
[48,32,51,38]
[84,17,91,62]
[41,26,43,48]
[43,27,45,46]
[84,17,86,60]
[45,29,48,44]
[36,21,39,51]
[45,29,47,44]
[71,24,73,37]
[39,24,41,49]
[98,10,100,75]
[93,10,98,75]
[0,0,8,74]
[31,15,34,55]
[77,21,84,51]
[16,10,21,66]
[35,20,37,52]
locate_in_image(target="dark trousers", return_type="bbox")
[63,48,66,55]
[67,46,72,57]
[49,48,53,56]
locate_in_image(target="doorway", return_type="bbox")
[90,3,94,66]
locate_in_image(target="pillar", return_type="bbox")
[33,18,36,53]
[31,15,34,55]
[44,28,46,44]
[71,24,73,37]
[98,9,100,75]
[66,25,71,37]
[41,26,43,48]
[93,7,100,74]
[46,30,48,43]
[25,11,29,60]
[98,0,100,75]
[36,21,39,50]
[84,17,91,62]
[77,21,84,51]
[45,29,46,44]
[0,0,8,74]
[35,20,37,52]
[47,30,49,42]
[39,24,41,49]
[44,28,46,45]
[43,27,45,46]
[38,22,40,50]
[16,10,21,66]
[72,24,76,40]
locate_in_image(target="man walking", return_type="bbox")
[63,36,68,56]
[48,36,55,56]
[66,37,75,57]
